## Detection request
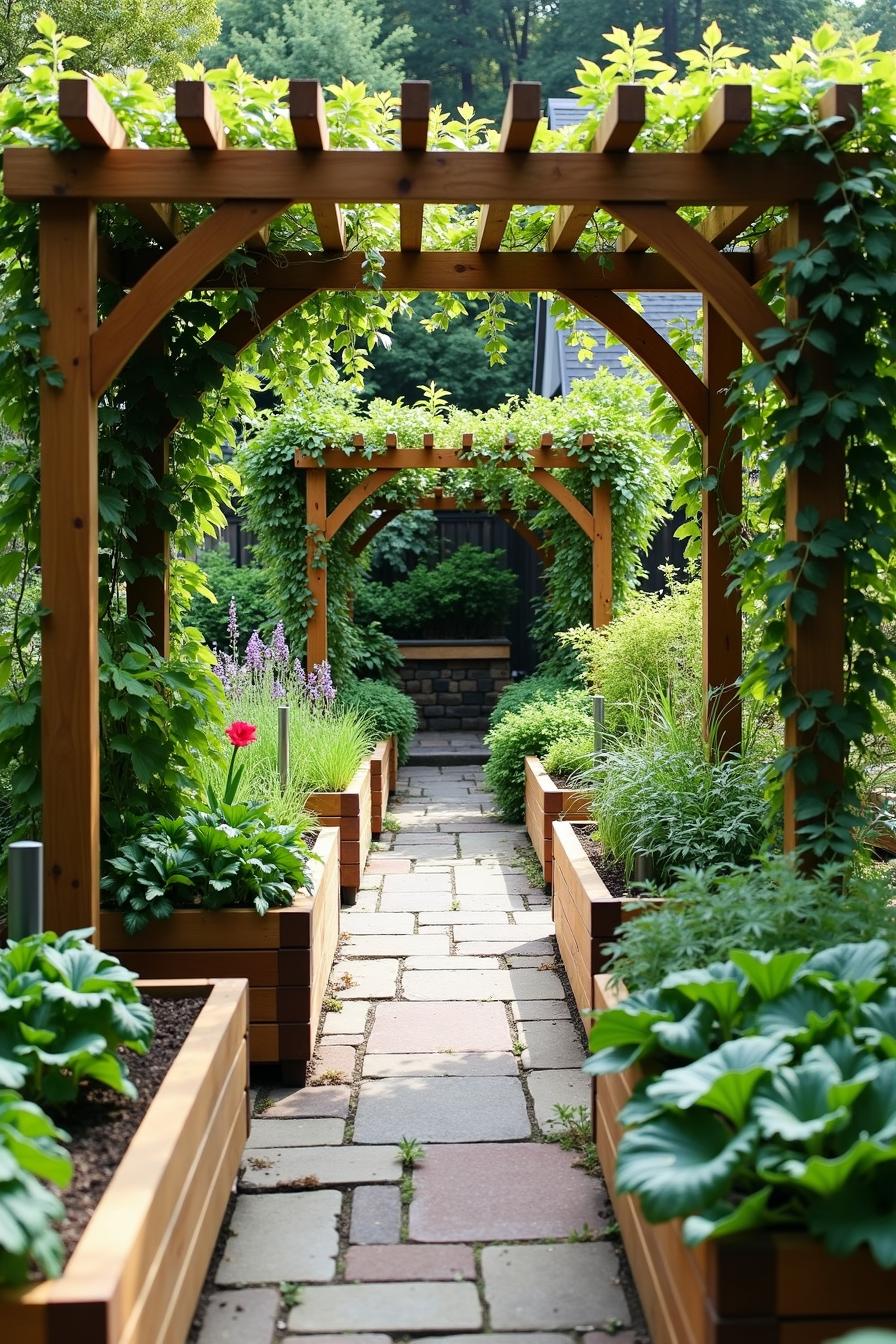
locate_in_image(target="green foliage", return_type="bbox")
[368,511,439,582]
[587,939,896,1266]
[187,548,277,652]
[489,671,577,729]
[484,691,592,822]
[206,0,413,89]
[104,802,312,934]
[0,929,155,1104]
[355,544,518,638]
[543,733,595,781]
[341,622,403,682]
[589,701,773,884]
[605,855,896,991]
[338,678,418,764]
[0,1090,71,1284]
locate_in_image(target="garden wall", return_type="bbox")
[395,640,511,732]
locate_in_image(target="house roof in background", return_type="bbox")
[533,100,701,398]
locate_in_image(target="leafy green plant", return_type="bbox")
[586,939,896,1266]
[397,1136,425,1166]
[343,620,403,682]
[368,510,439,581]
[0,1090,72,1284]
[489,671,576,729]
[543,733,594,782]
[187,547,278,652]
[0,930,155,1104]
[484,690,593,822]
[605,856,896,993]
[103,803,312,934]
[355,544,519,639]
[338,677,417,764]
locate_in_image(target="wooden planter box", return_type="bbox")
[524,755,590,887]
[101,828,340,1083]
[307,753,373,902]
[370,736,395,837]
[0,978,248,1344]
[592,974,896,1344]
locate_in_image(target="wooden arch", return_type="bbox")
[8,72,863,926]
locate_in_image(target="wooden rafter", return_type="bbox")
[476,81,541,252]
[350,508,400,556]
[399,82,430,252]
[289,81,346,252]
[175,81,268,250]
[547,85,646,254]
[294,441,585,470]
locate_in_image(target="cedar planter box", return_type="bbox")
[307,753,373,902]
[524,755,590,887]
[592,974,896,1344]
[0,978,248,1344]
[101,828,340,1083]
[369,736,396,837]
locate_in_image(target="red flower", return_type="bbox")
[226,720,257,748]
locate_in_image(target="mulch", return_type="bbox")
[55,993,205,1261]
[572,823,629,901]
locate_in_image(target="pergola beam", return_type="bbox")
[175,80,228,150]
[399,81,430,252]
[289,81,346,252]
[294,444,585,470]
[547,85,646,253]
[476,82,542,253]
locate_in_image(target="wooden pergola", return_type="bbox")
[4,74,862,932]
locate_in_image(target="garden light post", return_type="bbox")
[8,840,43,938]
[593,695,605,765]
[278,703,290,795]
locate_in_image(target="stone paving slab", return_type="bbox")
[417,909,511,924]
[368,1000,513,1053]
[363,1051,518,1077]
[450,923,552,941]
[390,844,459,860]
[240,1144,403,1190]
[519,1019,586,1070]
[196,1288,280,1344]
[285,1336,392,1344]
[353,1076,531,1143]
[453,871,538,895]
[528,1069,593,1130]
[457,939,554,957]
[322,1001,370,1035]
[402,969,565,1001]
[507,957,556,969]
[215,1191,341,1284]
[382,875,453,893]
[404,955,502,970]
[379,894,460,912]
[311,1044,356,1078]
[341,934,450,958]
[513,910,557,925]
[322,1033,365,1045]
[340,914,414,934]
[338,960,400,998]
[365,858,412,874]
[482,1244,629,1330]
[415,1336,575,1344]
[245,1118,345,1148]
[349,1184,402,1244]
[265,1085,351,1119]
[287,1282,483,1333]
[409,1142,604,1242]
[345,1244,475,1281]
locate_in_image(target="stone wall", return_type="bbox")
[395,641,512,732]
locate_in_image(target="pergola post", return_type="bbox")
[592,484,612,627]
[782,204,844,850]
[702,301,743,755]
[306,467,328,669]
[39,199,100,930]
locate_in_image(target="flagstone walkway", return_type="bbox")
[193,759,640,1344]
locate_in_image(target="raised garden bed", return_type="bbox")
[0,978,248,1344]
[369,735,396,836]
[101,827,340,1082]
[591,973,896,1344]
[306,751,373,903]
[524,755,590,887]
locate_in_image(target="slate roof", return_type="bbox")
[532,100,701,398]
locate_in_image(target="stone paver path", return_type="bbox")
[194,757,638,1344]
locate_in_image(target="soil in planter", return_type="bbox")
[54,993,205,1262]
[549,773,579,791]
[572,823,629,901]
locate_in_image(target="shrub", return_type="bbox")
[605,855,896,991]
[187,546,277,652]
[368,511,439,582]
[339,678,418,765]
[484,691,591,822]
[104,801,312,934]
[543,733,595,781]
[489,670,576,729]
[343,620,403,682]
[589,701,772,884]
[587,939,896,1268]
[355,544,518,638]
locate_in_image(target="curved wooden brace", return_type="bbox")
[348,496,554,567]
[499,509,555,567]
[350,508,400,556]
[530,468,593,536]
[603,203,790,394]
[92,199,292,396]
[325,469,397,540]
[561,288,709,434]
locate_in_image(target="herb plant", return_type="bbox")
[484,690,592,822]
[587,939,896,1266]
[338,677,418,764]
[104,803,312,934]
[355,544,519,639]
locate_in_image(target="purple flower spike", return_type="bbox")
[227,596,238,649]
[271,678,286,701]
[245,630,266,672]
[271,621,290,664]
[311,660,336,705]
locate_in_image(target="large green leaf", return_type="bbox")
[806,1164,896,1268]
[755,985,840,1044]
[647,1037,793,1126]
[857,989,896,1057]
[838,1059,896,1148]
[616,1111,759,1222]
[803,940,890,1002]
[765,1136,896,1196]
[662,964,745,1029]
[651,1001,716,1060]
[753,1064,849,1142]
[729,948,810,1001]
[803,1038,882,1107]
[587,993,673,1056]
[682,1186,773,1246]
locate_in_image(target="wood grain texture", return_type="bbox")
[307,757,373,899]
[684,85,752,154]
[592,482,612,628]
[547,86,646,252]
[39,199,100,931]
[530,468,593,536]
[296,446,581,470]
[175,80,228,150]
[288,80,346,251]
[325,469,396,539]
[552,822,624,1015]
[399,81,430,252]
[476,82,542,252]
[524,757,590,887]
